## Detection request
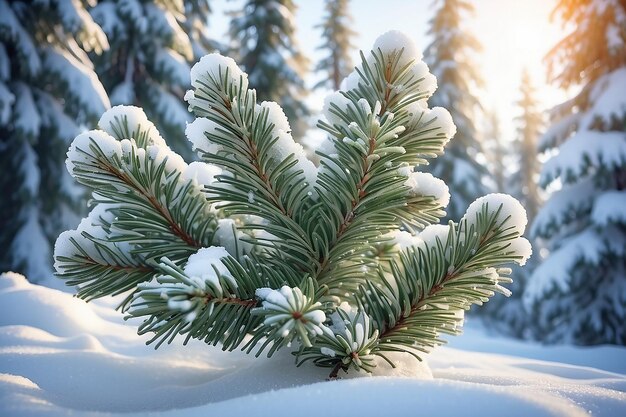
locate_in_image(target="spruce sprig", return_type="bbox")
[55,31,532,377]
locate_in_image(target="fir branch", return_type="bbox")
[68,132,216,262]
[186,61,318,273]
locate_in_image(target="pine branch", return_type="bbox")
[185,58,318,274]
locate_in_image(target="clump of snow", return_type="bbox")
[591,191,626,226]
[372,30,422,67]
[98,105,166,147]
[418,224,451,247]
[580,68,626,130]
[183,161,221,187]
[463,194,528,236]
[406,61,438,97]
[259,101,291,133]
[389,230,425,250]
[507,237,533,266]
[540,130,626,187]
[65,130,121,175]
[184,247,235,296]
[255,101,318,190]
[185,117,223,155]
[213,218,253,257]
[144,141,188,174]
[401,169,450,208]
[322,91,352,128]
[190,53,248,90]
[430,107,457,139]
[340,70,361,91]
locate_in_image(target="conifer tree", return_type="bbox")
[483,110,506,193]
[481,75,543,338]
[423,0,488,221]
[185,1,220,60]
[511,69,542,224]
[53,31,532,376]
[0,0,109,281]
[314,0,357,91]
[229,0,310,140]
[90,0,201,159]
[525,0,626,344]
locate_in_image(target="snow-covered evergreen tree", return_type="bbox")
[229,0,310,140]
[481,73,544,338]
[185,0,220,60]
[54,31,532,377]
[314,0,356,90]
[511,69,542,224]
[423,0,488,221]
[483,110,506,193]
[90,0,201,158]
[525,0,626,345]
[0,0,109,281]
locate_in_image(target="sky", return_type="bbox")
[208,0,568,146]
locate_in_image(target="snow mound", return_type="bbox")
[0,274,625,417]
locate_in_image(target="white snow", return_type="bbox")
[0,274,625,416]
[98,105,167,147]
[507,237,533,266]
[183,162,221,187]
[255,286,327,338]
[418,224,451,247]
[389,230,425,250]
[183,247,235,294]
[185,117,223,155]
[190,53,248,89]
[430,106,457,139]
[463,193,528,236]
[322,91,353,128]
[155,48,191,87]
[540,130,626,187]
[531,179,596,237]
[372,30,422,67]
[580,68,626,129]
[525,229,605,301]
[65,130,122,175]
[591,191,626,226]
[402,170,451,207]
[42,46,110,117]
[144,141,188,175]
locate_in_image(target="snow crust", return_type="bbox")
[1,275,624,417]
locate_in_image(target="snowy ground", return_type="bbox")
[1,272,625,417]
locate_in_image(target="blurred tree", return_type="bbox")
[525,0,626,345]
[229,0,310,140]
[423,0,488,221]
[0,0,109,281]
[314,0,356,90]
[483,110,506,193]
[480,71,544,339]
[91,0,215,159]
[511,69,543,224]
